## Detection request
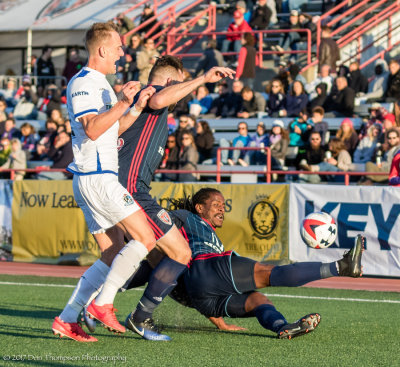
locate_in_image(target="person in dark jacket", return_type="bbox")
[318,26,340,73]
[195,120,214,162]
[237,86,266,118]
[324,76,355,117]
[250,0,272,30]
[266,79,286,117]
[138,4,162,36]
[209,81,242,118]
[125,34,142,82]
[309,82,328,110]
[236,33,257,89]
[283,80,308,117]
[385,59,400,102]
[348,61,368,95]
[35,45,55,95]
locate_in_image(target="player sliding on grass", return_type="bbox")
[86,187,364,339]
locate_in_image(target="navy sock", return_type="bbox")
[133,257,187,323]
[254,304,287,332]
[270,262,326,287]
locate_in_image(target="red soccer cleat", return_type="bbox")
[52,316,98,342]
[86,301,126,333]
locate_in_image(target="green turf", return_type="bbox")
[0,274,399,367]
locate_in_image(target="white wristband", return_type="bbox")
[129,105,141,117]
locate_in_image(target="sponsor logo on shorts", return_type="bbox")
[117,138,124,151]
[123,194,134,206]
[248,197,279,239]
[157,209,172,225]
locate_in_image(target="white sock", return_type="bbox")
[95,240,148,306]
[59,259,109,323]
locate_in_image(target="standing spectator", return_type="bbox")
[236,33,258,89]
[36,129,73,180]
[359,128,400,185]
[194,39,225,92]
[247,122,269,165]
[283,80,308,117]
[250,0,272,30]
[125,34,142,82]
[178,131,199,182]
[35,45,55,95]
[219,121,251,166]
[62,48,84,85]
[136,38,160,85]
[115,13,135,39]
[1,138,26,181]
[318,26,340,74]
[269,119,289,169]
[20,122,39,159]
[385,59,400,102]
[188,85,213,116]
[195,120,214,162]
[336,118,359,157]
[324,76,355,117]
[237,86,266,118]
[221,11,252,63]
[266,79,286,117]
[348,61,368,95]
[138,4,161,36]
[1,118,21,140]
[311,106,329,145]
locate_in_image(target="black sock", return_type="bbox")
[254,304,287,332]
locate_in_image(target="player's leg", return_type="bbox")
[126,225,191,341]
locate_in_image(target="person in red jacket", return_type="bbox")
[389,148,400,186]
[221,10,253,63]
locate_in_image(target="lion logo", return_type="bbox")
[248,198,279,239]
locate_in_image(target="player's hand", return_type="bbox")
[120,81,141,105]
[135,86,156,111]
[203,67,235,83]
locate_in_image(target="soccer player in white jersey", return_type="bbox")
[52,22,157,342]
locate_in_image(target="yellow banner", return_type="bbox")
[12,181,289,263]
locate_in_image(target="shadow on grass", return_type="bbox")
[0,307,60,320]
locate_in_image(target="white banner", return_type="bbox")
[289,184,400,277]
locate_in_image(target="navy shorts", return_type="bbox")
[133,191,174,240]
[183,251,257,318]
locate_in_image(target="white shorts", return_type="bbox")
[73,173,140,234]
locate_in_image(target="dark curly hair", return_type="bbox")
[174,188,222,214]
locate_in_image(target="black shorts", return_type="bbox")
[133,191,174,240]
[183,251,257,318]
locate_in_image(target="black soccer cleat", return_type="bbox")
[277,313,321,340]
[338,234,364,277]
[125,312,171,341]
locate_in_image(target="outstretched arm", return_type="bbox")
[148,67,235,110]
[208,317,247,331]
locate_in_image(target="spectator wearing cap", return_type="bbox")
[237,86,266,118]
[385,59,400,102]
[318,26,340,74]
[235,1,252,23]
[382,113,396,134]
[136,37,160,85]
[236,33,258,89]
[336,118,359,157]
[247,122,269,165]
[221,10,252,63]
[266,78,286,117]
[250,0,272,30]
[269,119,289,169]
[324,76,355,117]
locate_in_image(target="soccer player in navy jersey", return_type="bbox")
[115,187,364,339]
[87,56,236,340]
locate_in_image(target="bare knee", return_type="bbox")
[245,292,273,313]
[100,242,123,266]
[254,263,275,288]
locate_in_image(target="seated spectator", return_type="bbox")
[20,122,39,159]
[389,144,400,186]
[36,129,73,180]
[160,134,179,181]
[195,120,214,162]
[237,86,266,118]
[0,100,8,129]
[355,59,388,104]
[125,33,142,82]
[236,33,258,89]
[385,59,400,102]
[49,109,65,127]
[209,81,242,118]
[269,119,289,170]
[359,128,400,185]
[1,118,21,140]
[324,76,355,117]
[306,137,354,182]
[1,78,17,106]
[287,63,307,89]
[37,84,62,119]
[32,119,58,160]
[381,113,396,138]
[188,85,213,117]
[353,123,382,167]
[309,82,328,111]
[283,80,308,117]
[336,118,359,157]
[1,138,26,181]
[306,64,334,100]
[174,115,196,149]
[298,12,317,45]
[115,12,135,38]
[232,79,244,95]
[137,38,160,85]
[218,121,251,166]
[273,10,301,55]
[13,76,38,120]
[348,61,368,96]
[0,137,11,166]
[178,131,199,182]
[247,122,269,165]
[250,0,272,31]
[221,11,252,63]
[235,1,252,24]
[288,108,314,148]
[266,79,286,117]
[358,103,384,140]
[311,106,329,145]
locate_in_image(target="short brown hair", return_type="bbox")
[148,55,184,83]
[312,106,325,115]
[85,22,118,54]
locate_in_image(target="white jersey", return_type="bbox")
[67,66,119,175]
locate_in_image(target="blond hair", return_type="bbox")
[85,22,118,54]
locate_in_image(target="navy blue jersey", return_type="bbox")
[172,210,225,258]
[118,85,168,193]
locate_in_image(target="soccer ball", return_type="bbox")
[300,212,337,249]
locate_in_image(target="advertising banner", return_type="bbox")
[289,184,400,276]
[0,180,13,251]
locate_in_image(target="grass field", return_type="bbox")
[1,274,399,367]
